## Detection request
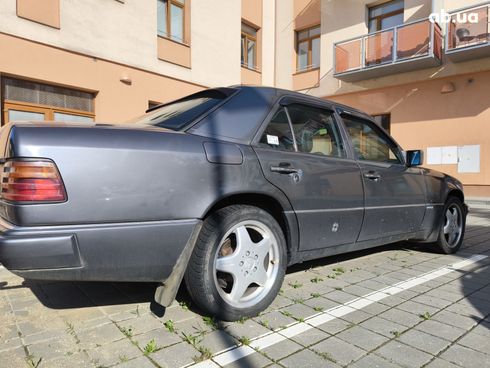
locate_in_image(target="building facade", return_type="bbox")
[0,0,489,195]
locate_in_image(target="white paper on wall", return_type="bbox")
[441,146,458,164]
[458,145,480,173]
[427,147,442,165]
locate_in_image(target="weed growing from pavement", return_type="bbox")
[193,346,212,363]
[143,338,158,354]
[182,332,202,348]
[258,319,270,329]
[310,293,321,298]
[239,336,251,345]
[280,310,293,318]
[289,281,303,289]
[120,326,133,338]
[179,301,190,311]
[315,350,337,363]
[65,321,80,344]
[334,287,343,291]
[333,267,345,275]
[130,305,141,317]
[26,355,42,368]
[119,355,129,363]
[202,316,219,330]
[313,306,323,312]
[164,320,175,333]
[390,330,401,338]
[236,316,248,324]
[292,298,304,304]
[420,312,432,320]
[311,277,323,283]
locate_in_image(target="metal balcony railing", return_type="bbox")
[334,18,443,81]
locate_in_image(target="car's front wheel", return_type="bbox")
[184,205,287,321]
[435,196,466,254]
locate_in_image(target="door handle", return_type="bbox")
[270,166,300,174]
[364,171,381,181]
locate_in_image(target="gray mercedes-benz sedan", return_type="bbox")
[0,86,467,321]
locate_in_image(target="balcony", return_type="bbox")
[446,3,490,62]
[334,19,443,82]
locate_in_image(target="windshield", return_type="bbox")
[127,90,231,130]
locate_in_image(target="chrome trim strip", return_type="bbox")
[284,203,444,213]
[285,203,444,215]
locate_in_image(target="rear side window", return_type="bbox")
[259,107,295,151]
[128,90,229,130]
[259,103,345,158]
[342,116,403,164]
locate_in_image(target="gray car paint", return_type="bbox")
[0,86,465,286]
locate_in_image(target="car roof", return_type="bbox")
[185,85,375,145]
[230,85,373,120]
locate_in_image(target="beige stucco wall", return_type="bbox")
[274,0,294,89]
[0,0,242,87]
[328,70,490,191]
[442,0,486,12]
[293,0,490,99]
[261,0,276,86]
[191,0,241,86]
[0,33,203,122]
[404,0,432,22]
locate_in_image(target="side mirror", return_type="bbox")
[406,150,423,167]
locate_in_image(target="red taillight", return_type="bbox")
[1,160,66,202]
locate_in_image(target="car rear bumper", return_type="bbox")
[0,218,201,282]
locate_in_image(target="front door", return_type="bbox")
[341,114,426,241]
[253,102,364,251]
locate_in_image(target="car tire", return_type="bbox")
[434,196,466,254]
[184,205,287,321]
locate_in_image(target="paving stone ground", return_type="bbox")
[1,205,490,368]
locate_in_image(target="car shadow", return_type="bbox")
[10,241,419,313]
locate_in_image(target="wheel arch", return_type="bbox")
[202,192,297,262]
[447,189,464,204]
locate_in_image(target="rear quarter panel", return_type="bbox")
[3,125,292,226]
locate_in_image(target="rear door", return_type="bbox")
[253,99,364,251]
[340,113,426,241]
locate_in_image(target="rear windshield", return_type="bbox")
[127,90,231,130]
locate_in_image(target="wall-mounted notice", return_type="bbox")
[441,146,458,164]
[426,147,442,165]
[458,145,480,173]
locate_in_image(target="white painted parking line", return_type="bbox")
[188,254,488,368]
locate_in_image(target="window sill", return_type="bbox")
[241,65,262,74]
[157,34,190,47]
[293,67,319,76]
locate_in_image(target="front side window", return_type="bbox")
[296,25,320,72]
[157,0,185,43]
[372,114,391,133]
[368,0,404,33]
[128,90,228,130]
[342,116,402,164]
[241,23,258,70]
[259,104,345,158]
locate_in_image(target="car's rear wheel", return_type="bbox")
[184,205,287,321]
[435,196,466,254]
